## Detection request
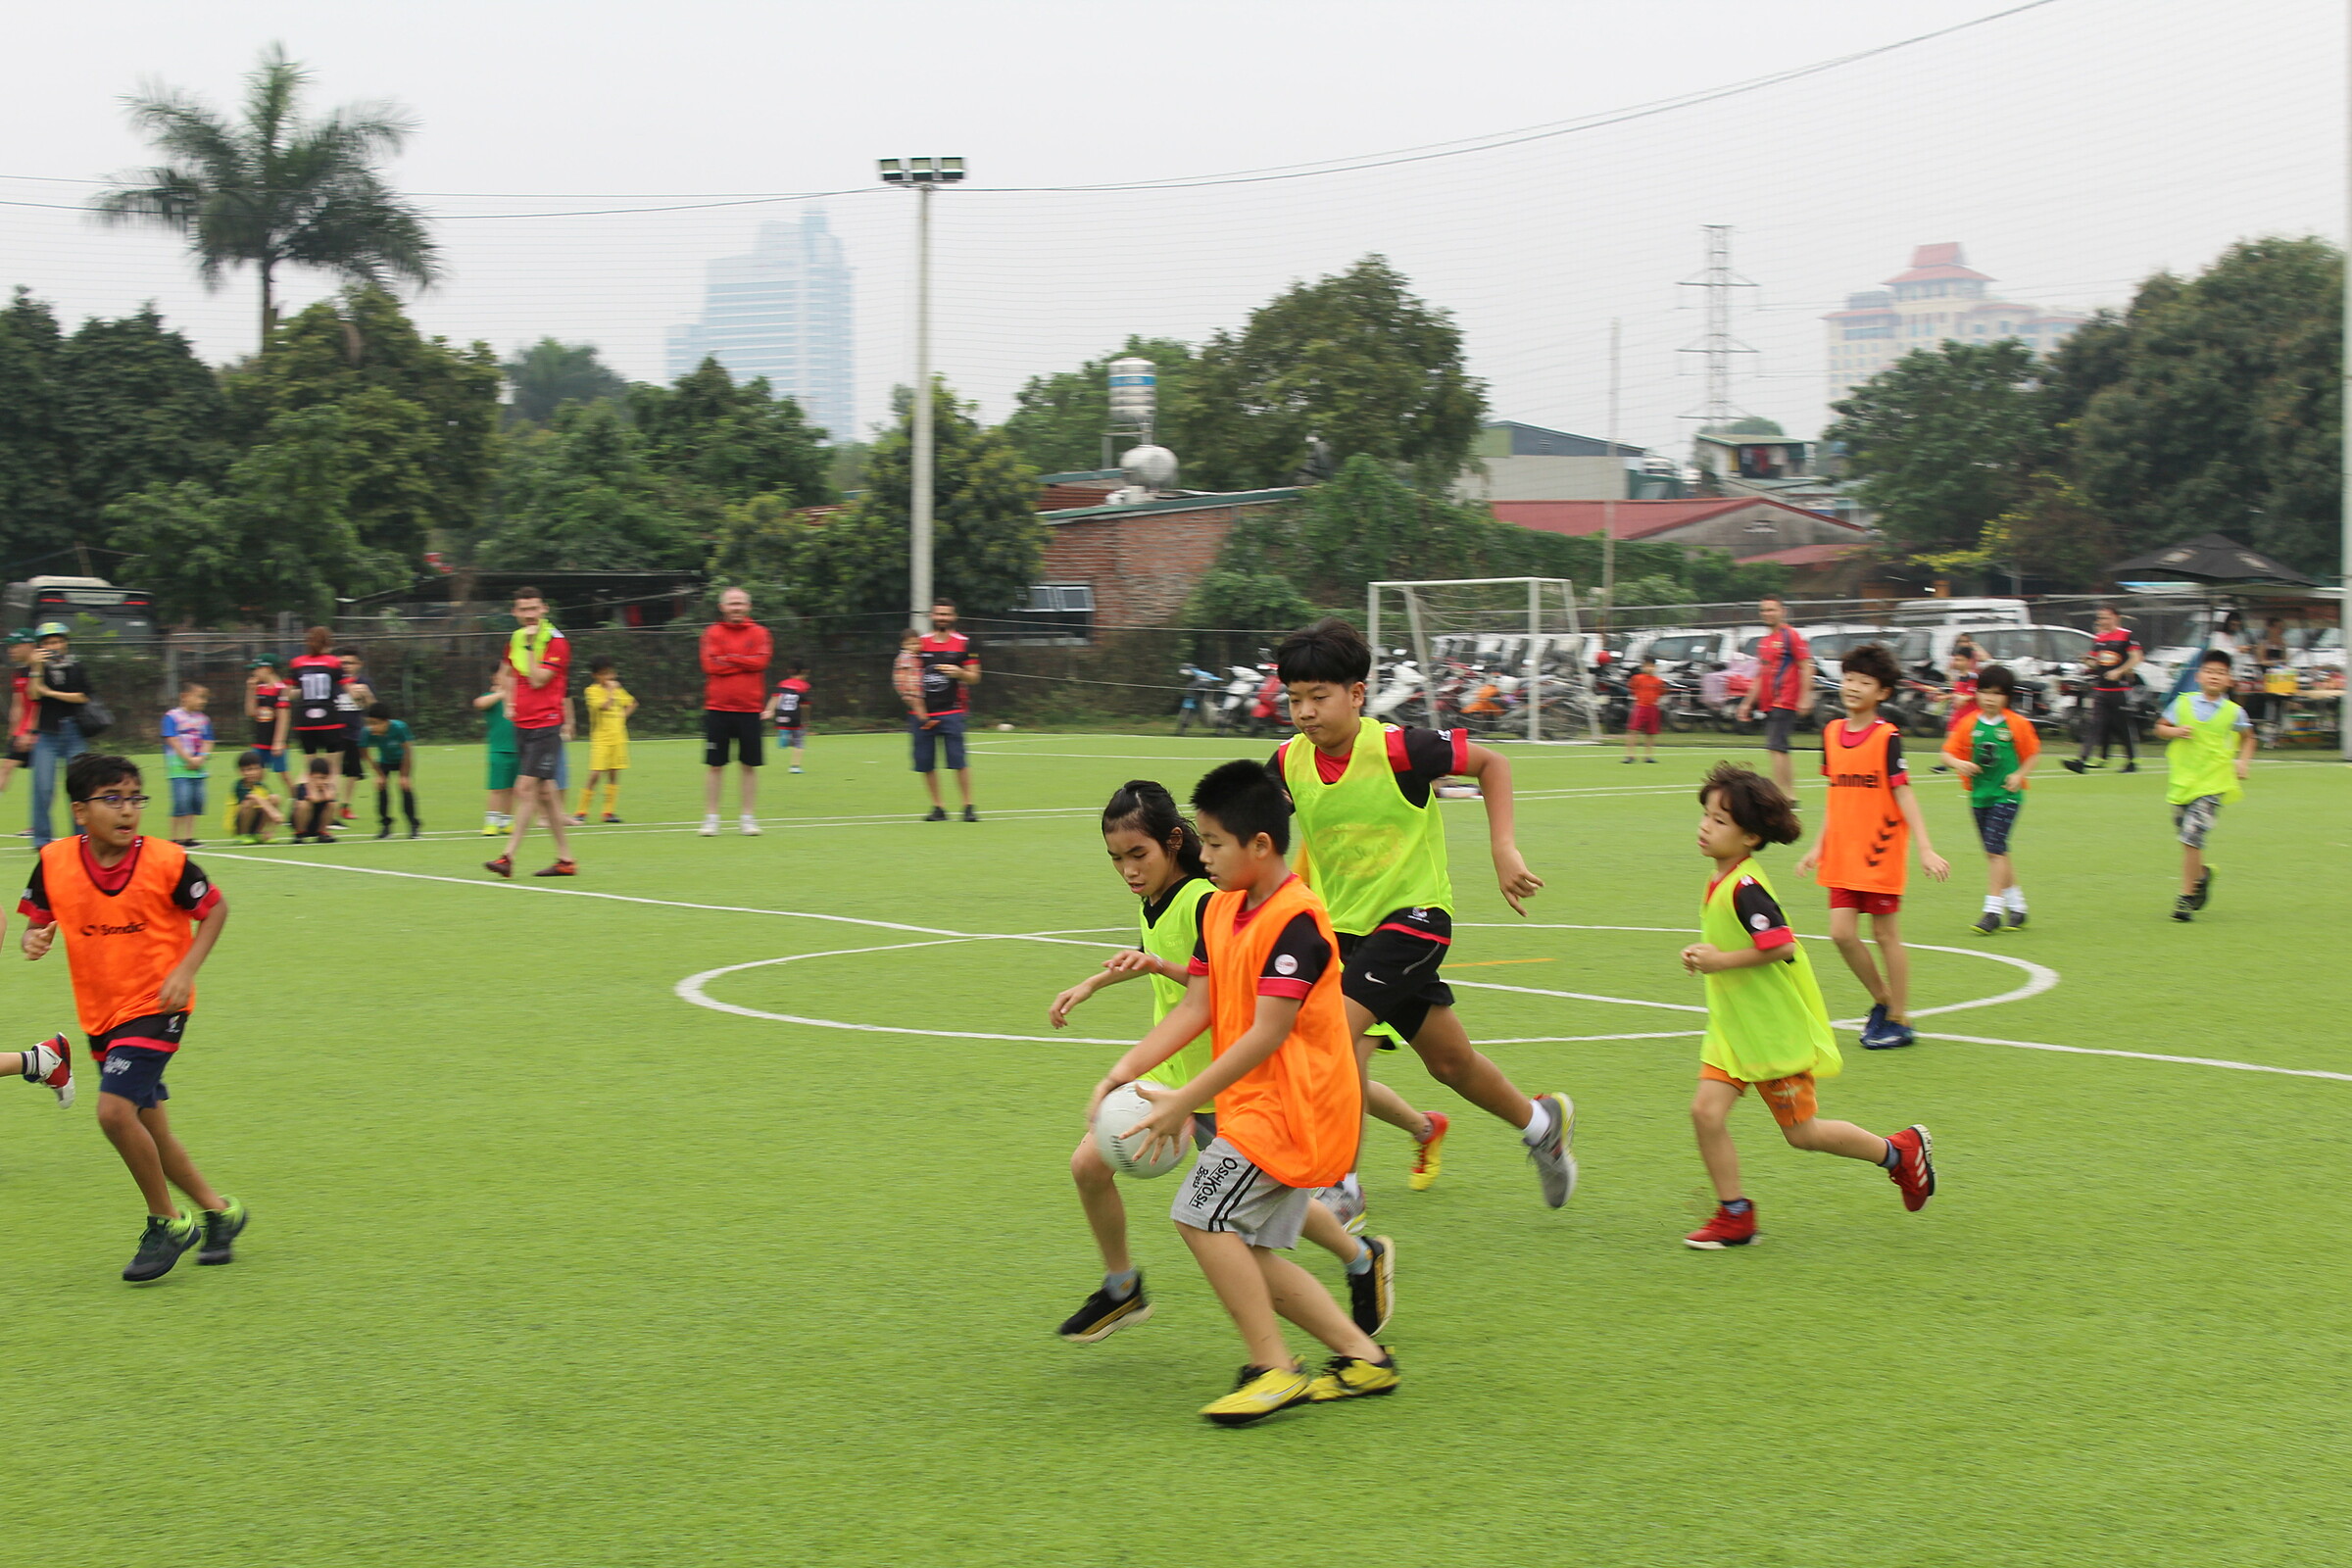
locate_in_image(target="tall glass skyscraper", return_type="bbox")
[666,211,855,441]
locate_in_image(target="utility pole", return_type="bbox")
[2341,16,2351,763]
[1602,318,1620,630]
[1679,224,1759,431]
[878,157,965,632]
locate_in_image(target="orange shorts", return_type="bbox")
[1699,1063,1818,1128]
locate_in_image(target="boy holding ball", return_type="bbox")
[1094,760,1394,1425]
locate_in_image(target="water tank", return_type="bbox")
[1107,357,1155,433]
[1120,445,1179,491]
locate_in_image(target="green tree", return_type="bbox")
[1003,336,1196,475]
[94,44,439,348]
[791,382,1044,617]
[1172,256,1487,491]
[2073,237,2342,573]
[480,401,700,572]
[708,491,811,610]
[0,290,74,568]
[1826,339,2050,557]
[629,358,831,514]
[503,338,628,424]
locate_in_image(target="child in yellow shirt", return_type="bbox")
[575,660,635,823]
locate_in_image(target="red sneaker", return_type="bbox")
[532,859,578,877]
[340,806,356,821]
[1685,1203,1758,1249]
[1886,1126,1936,1211]
[29,1032,73,1108]
[484,855,514,879]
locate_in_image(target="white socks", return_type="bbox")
[1984,894,2005,914]
[2003,886,2027,912]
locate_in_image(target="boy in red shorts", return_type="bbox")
[1679,762,1935,1248]
[1623,656,1664,763]
[1794,643,1946,1049]
[21,753,246,1282]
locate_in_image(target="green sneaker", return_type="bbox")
[123,1210,201,1283]
[198,1197,249,1265]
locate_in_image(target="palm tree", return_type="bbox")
[93,43,439,349]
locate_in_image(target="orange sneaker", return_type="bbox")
[1684,1202,1758,1250]
[483,855,513,879]
[532,859,578,877]
[1407,1110,1449,1192]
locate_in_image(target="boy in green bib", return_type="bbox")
[1050,780,1395,1345]
[1681,764,1935,1249]
[2153,650,2254,923]
[1270,618,1576,1209]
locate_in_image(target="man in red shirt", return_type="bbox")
[485,587,574,878]
[912,598,981,822]
[0,634,35,795]
[700,587,772,836]
[1737,594,1811,796]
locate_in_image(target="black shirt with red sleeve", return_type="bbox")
[1725,867,1797,962]
[20,838,221,925]
[2089,627,2141,692]
[1188,895,1335,1002]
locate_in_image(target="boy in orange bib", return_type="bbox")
[21,754,245,1282]
[1795,643,1947,1049]
[1098,760,1395,1426]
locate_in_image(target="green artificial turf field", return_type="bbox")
[3,730,2346,1567]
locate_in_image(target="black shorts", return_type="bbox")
[91,1012,189,1106]
[704,710,764,768]
[1762,707,1798,753]
[514,723,563,781]
[1336,907,1456,1046]
[296,728,343,758]
[341,735,368,777]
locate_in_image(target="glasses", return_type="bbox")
[84,794,149,809]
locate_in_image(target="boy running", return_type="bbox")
[366,704,419,839]
[576,660,634,823]
[160,682,214,847]
[1100,760,1394,1424]
[21,753,246,1281]
[1942,664,2037,935]
[1680,762,1935,1249]
[764,661,811,775]
[2154,650,2254,922]
[1623,656,1664,763]
[1271,618,1573,1206]
[1795,642,1948,1050]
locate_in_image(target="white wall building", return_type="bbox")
[666,211,856,441]
[1825,243,2088,404]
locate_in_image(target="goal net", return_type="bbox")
[1365,577,1598,744]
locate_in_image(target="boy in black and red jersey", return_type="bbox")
[21,753,245,1283]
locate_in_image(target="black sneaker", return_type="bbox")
[923,807,948,822]
[962,806,979,822]
[2004,906,2029,930]
[375,824,393,840]
[2190,867,2213,910]
[123,1211,201,1283]
[1346,1234,1396,1338]
[408,823,422,839]
[2120,761,2138,773]
[1971,911,2002,936]
[2062,759,2087,775]
[1058,1277,1152,1343]
[2172,896,2194,923]
[197,1197,249,1265]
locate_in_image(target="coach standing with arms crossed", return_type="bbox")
[912,597,980,822]
[1737,593,1809,798]
[701,587,771,837]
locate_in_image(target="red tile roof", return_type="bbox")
[1491,499,1866,541]
[1734,542,1866,567]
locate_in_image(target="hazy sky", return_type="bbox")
[2,0,2341,459]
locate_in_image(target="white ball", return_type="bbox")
[997,722,1014,731]
[1094,1082,1183,1179]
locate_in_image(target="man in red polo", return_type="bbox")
[486,586,574,878]
[1737,593,1811,797]
[913,598,980,822]
[701,587,772,837]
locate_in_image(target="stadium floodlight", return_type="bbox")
[878,156,968,630]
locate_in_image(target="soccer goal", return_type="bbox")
[1366,577,1600,744]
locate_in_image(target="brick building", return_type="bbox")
[1038,487,1299,627]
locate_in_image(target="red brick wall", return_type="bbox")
[1042,501,1266,626]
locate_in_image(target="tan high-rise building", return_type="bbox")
[1824,243,2088,405]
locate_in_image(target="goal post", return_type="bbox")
[1366,577,1598,744]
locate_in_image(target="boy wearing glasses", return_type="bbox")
[20,754,245,1282]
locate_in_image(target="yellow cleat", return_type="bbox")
[1306,1350,1400,1402]
[1407,1110,1450,1192]
[1200,1363,1314,1427]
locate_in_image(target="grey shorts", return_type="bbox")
[1169,1136,1310,1250]
[1762,707,1798,753]
[2173,795,2222,849]
[514,724,563,781]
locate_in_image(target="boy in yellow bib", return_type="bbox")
[1680,763,1935,1249]
[575,660,635,823]
[2153,650,2253,922]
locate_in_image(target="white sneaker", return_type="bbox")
[789,765,803,774]
[739,815,762,836]
[26,1033,72,1109]
[699,815,719,837]
[1526,1093,1578,1208]
[1316,1174,1367,1234]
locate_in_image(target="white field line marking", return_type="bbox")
[678,936,1138,1045]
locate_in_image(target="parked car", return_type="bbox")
[3,575,158,641]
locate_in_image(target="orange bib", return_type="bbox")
[40,837,201,1038]
[1201,877,1362,1190]
[1817,718,1908,895]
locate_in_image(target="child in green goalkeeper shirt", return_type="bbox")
[1940,663,2039,935]
[366,704,419,839]
[2154,650,2254,922]
[1680,763,1936,1249]
[1270,617,1575,1209]
[1049,780,1396,1346]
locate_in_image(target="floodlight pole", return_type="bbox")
[911,179,934,632]
[2341,23,2351,762]
[1603,318,1620,632]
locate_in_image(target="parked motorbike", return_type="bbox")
[1174,662,1223,735]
